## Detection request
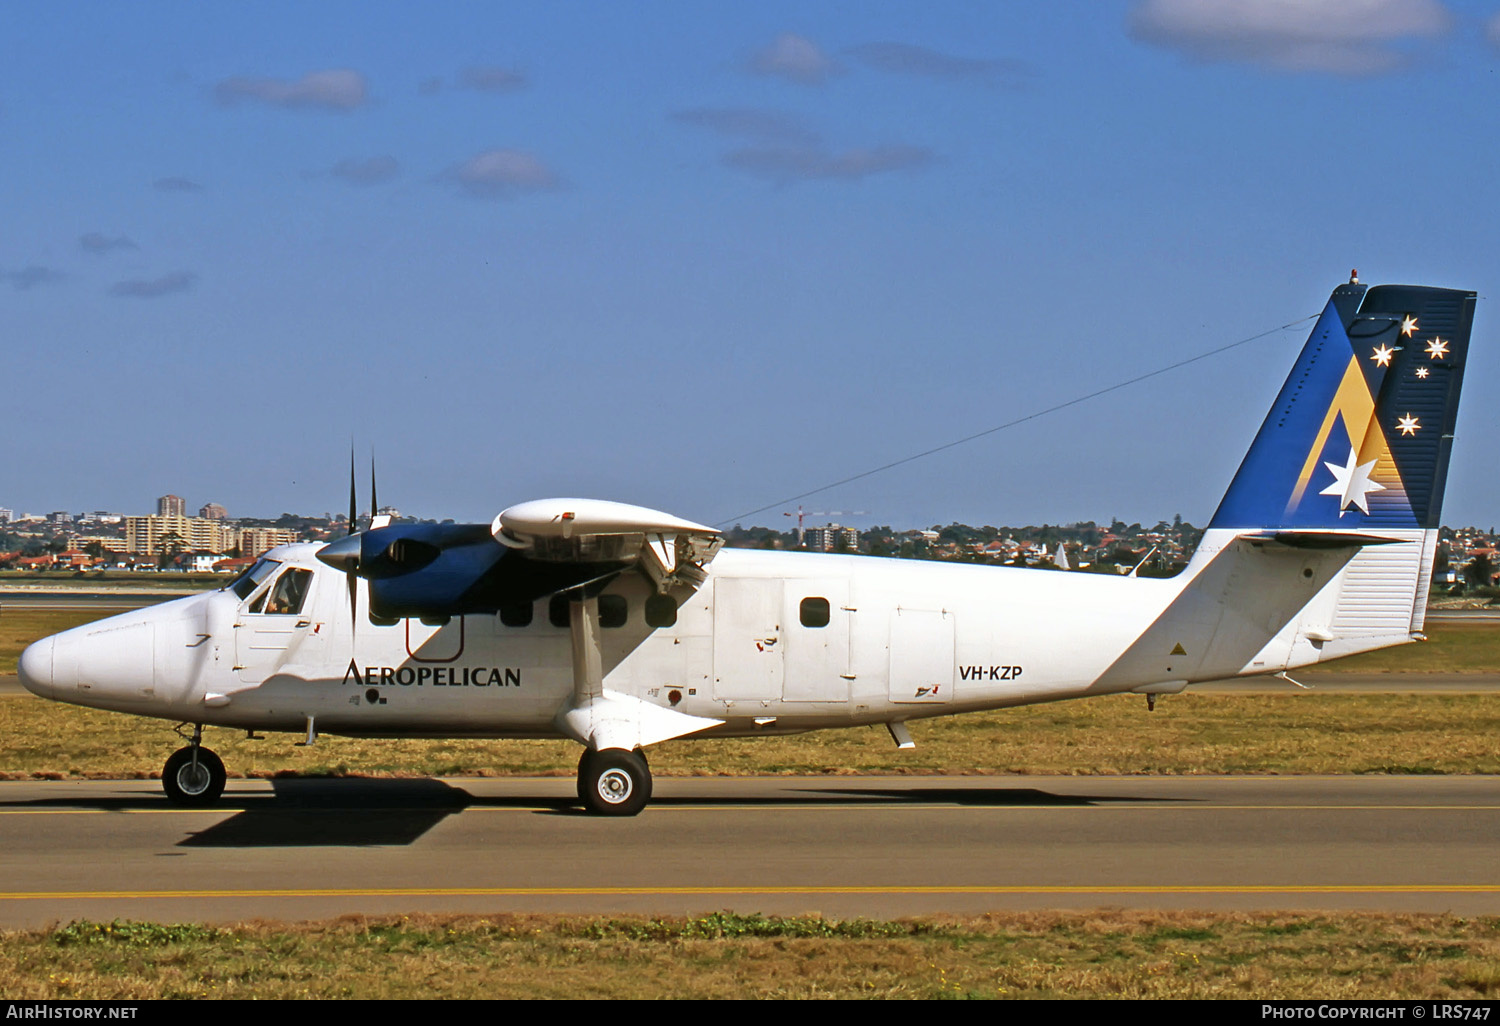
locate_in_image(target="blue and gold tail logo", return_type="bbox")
[1210,283,1475,531]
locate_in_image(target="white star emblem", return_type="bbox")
[1426,337,1449,360]
[1319,446,1385,517]
[1401,316,1418,336]
[1397,414,1420,436]
[1416,366,1430,379]
[1371,344,1394,367]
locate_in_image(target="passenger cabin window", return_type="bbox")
[547,594,628,628]
[799,596,830,628]
[499,602,533,627]
[549,595,570,629]
[599,594,627,629]
[263,568,313,616]
[645,594,677,628]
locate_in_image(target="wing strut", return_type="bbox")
[554,592,723,752]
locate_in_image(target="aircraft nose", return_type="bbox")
[17,637,54,699]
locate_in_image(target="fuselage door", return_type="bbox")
[782,581,851,703]
[712,577,784,702]
[235,567,316,683]
[889,608,954,703]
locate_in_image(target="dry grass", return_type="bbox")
[0,609,102,675]
[1,910,1497,999]
[3,690,1500,779]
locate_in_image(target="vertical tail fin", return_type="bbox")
[1118,282,1480,685]
[1210,283,1475,531]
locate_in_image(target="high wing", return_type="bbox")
[317,497,723,620]
[493,498,724,591]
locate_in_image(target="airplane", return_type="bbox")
[16,278,1477,815]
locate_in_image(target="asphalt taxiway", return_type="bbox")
[0,775,1497,928]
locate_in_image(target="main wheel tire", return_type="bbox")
[576,749,597,804]
[162,746,226,805]
[579,748,651,816]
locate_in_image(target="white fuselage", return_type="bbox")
[22,529,1423,742]
[23,543,1187,739]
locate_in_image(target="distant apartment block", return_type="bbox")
[803,524,859,552]
[157,494,186,518]
[0,508,10,523]
[238,527,299,558]
[199,503,228,520]
[74,535,131,553]
[124,515,237,555]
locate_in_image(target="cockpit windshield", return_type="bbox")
[226,558,282,600]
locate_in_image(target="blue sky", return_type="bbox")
[3,1,1497,530]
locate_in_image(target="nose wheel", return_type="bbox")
[162,745,226,805]
[576,748,651,816]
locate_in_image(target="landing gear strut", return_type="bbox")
[162,724,226,805]
[576,748,651,816]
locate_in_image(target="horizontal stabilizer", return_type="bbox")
[1243,531,1411,550]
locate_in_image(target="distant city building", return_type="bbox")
[75,535,131,554]
[0,508,11,524]
[199,503,228,520]
[125,515,237,555]
[238,527,300,558]
[157,494,186,518]
[47,511,72,525]
[75,511,123,526]
[803,524,859,552]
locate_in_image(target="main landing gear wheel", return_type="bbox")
[577,748,651,816]
[162,746,226,805]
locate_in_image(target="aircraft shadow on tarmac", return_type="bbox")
[0,778,1194,847]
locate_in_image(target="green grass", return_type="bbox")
[3,911,1498,999]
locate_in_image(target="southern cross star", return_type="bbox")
[1319,445,1385,516]
[1426,337,1449,359]
[1371,344,1394,367]
[1402,316,1419,336]
[1416,366,1430,379]
[1397,414,1420,436]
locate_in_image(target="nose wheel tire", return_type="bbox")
[577,748,651,816]
[162,746,226,805]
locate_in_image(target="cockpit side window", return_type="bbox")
[263,568,314,615]
[228,558,281,600]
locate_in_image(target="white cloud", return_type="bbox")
[671,108,817,145]
[215,69,368,110]
[723,144,935,184]
[749,33,838,85]
[2,266,66,291]
[447,149,560,198]
[1130,0,1453,74]
[110,272,196,298]
[846,42,1029,83]
[79,233,137,254]
[330,156,400,185]
[459,67,526,93]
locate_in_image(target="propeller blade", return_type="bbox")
[370,449,378,525]
[347,448,358,537]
